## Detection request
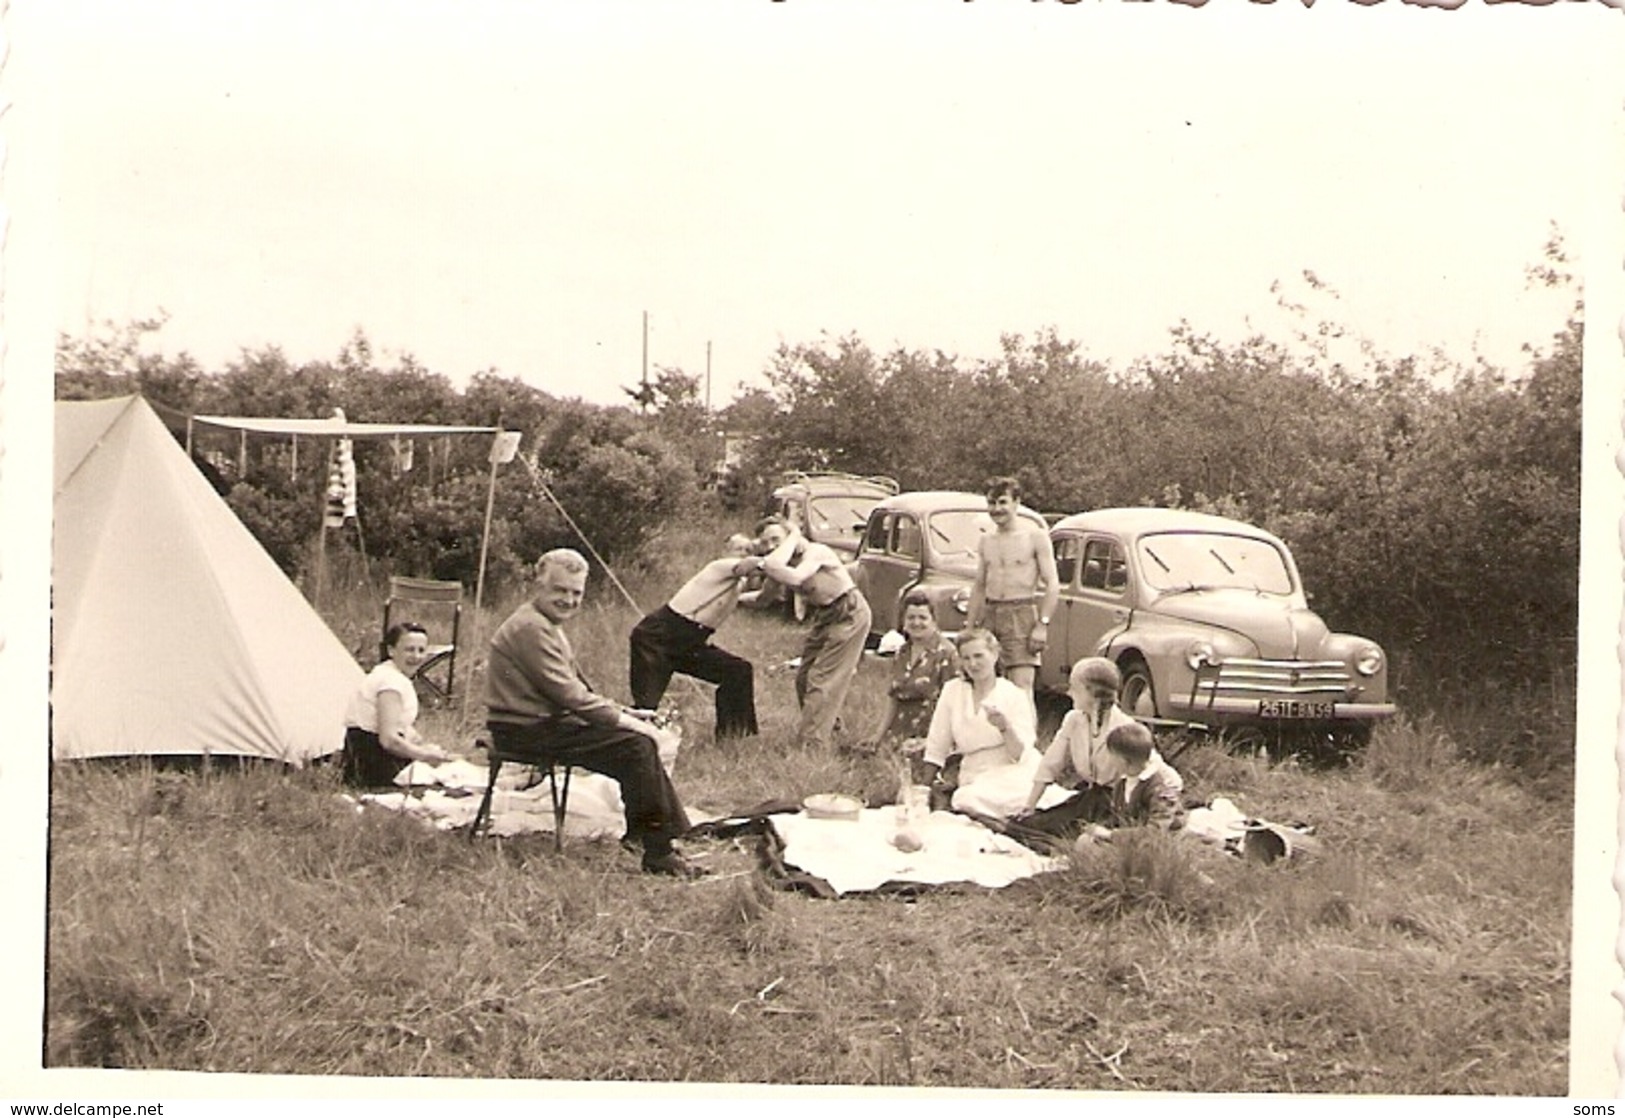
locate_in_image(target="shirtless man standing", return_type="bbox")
[967,476,1060,700]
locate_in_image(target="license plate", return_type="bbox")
[1258,699,1335,720]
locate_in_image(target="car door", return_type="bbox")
[867,512,923,630]
[1068,534,1132,664]
[1039,532,1084,690]
[853,511,903,628]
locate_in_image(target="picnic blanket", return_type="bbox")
[765,806,1065,896]
[347,758,637,839]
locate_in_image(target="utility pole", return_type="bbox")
[640,310,649,412]
[705,340,712,413]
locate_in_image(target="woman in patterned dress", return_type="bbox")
[873,589,960,758]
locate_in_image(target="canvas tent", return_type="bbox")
[52,395,364,764]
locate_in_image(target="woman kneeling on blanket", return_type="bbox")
[1006,658,1186,850]
[917,627,1048,817]
[342,622,451,788]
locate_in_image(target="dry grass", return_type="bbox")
[44,518,1574,1092]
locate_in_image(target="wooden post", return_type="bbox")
[462,431,520,723]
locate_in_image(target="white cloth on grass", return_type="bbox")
[770,806,1064,895]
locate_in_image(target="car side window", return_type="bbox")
[1054,536,1081,587]
[863,513,891,553]
[1104,543,1128,591]
[1081,538,1126,593]
[892,514,922,561]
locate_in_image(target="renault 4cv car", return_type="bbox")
[740,471,899,619]
[849,490,1050,640]
[1035,508,1394,747]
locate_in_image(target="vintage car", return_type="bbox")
[741,471,899,618]
[1035,507,1395,744]
[848,490,1050,639]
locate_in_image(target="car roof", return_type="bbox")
[872,490,1046,520]
[1050,506,1285,543]
[776,472,899,497]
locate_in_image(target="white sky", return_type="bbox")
[45,0,1621,408]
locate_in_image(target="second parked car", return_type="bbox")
[849,490,1049,640]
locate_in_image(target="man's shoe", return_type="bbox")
[641,850,709,879]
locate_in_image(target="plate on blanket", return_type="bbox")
[802,792,863,821]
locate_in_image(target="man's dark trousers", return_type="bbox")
[486,719,691,854]
[628,605,758,737]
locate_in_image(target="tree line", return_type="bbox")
[728,299,1580,703]
[56,262,1582,709]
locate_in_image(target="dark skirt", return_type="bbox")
[341,726,410,789]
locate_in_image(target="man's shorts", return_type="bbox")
[984,599,1041,670]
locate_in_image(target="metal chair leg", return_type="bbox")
[470,755,502,840]
[470,748,573,852]
[548,765,573,853]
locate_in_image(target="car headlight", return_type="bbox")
[1355,645,1383,676]
[952,587,970,614]
[1185,640,1219,671]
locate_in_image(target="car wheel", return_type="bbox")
[1119,660,1158,720]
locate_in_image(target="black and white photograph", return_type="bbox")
[2,0,1622,1106]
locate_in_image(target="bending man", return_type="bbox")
[628,533,760,739]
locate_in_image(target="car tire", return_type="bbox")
[1119,660,1158,720]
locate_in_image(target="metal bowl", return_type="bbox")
[802,792,863,821]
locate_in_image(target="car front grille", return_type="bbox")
[1190,658,1352,704]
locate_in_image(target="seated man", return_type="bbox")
[485,547,704,878]
[628,533,760,739]
[1005,720,1186,852]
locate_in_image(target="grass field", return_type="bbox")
[44,521,1575,1093]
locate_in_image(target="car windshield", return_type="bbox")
[924,509,1006,573]
[1136,531,1295,595]
[807,495,885,543]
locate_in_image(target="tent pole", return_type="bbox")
[316,524,328,613]
[473,454,499,619]
[315,437,330,612]
[459,452,502,725]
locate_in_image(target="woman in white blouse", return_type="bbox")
[918,627,1047,818]
[341,622,449,787]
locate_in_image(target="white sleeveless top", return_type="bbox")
[345,661,418,733]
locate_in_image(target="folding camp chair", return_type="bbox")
[469,735,574,852]
[381,576,464,703]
